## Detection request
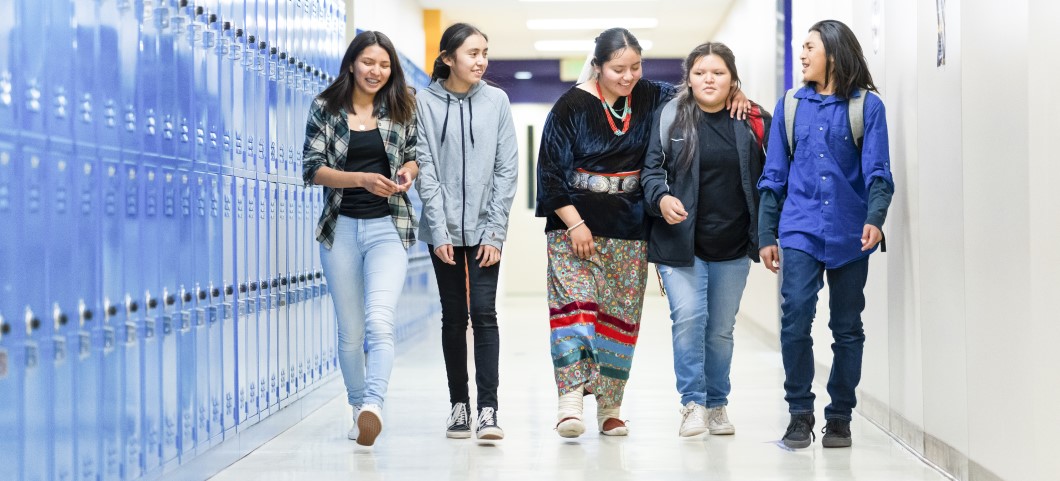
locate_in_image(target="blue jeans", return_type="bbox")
[659,257,750,407]
[320,216,408,407]
[779,248,869,421]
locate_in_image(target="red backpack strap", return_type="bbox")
[748,104,765,150]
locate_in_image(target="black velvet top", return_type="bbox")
[536,80,676,240]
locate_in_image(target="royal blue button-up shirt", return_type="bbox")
[757,85,894,269]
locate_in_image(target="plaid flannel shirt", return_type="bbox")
[302,97,418,250]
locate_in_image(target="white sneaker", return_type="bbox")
[356,404,383,446]
[555,388,585,438]
[348,405,362,440]
[706,405,735,435]
[679,402,708,437]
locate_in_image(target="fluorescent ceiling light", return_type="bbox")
[527,18,658,30]
[514,71,533,80]
[535,39,653,52]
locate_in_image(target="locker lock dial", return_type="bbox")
[280,277,288,286]
[316,271,322,279]
[107,305,118,317]
[259,41,267,50]
[209,14,217,24]
[236,29,244,38]
[250,282,258,292]
[223,21,231,31]
[211,287,220,298]
[165,295,176,306]
[289,275,298,284]
[1,322,10,335]
[128,301,139,313]
[57,313,69,326]
[183,292,192,303]
[248,35,256,44]
[299,274,306,283]
[271,47,278,55]
[195,6,204,16]
[29,316,41,331]
[82,309,93,322]
[148,298,158,309]
[197,290,207,301]
[239,283,247,293]
[225,285,234,296]
[271,279,279,288]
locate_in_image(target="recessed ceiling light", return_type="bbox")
[534,39,653,52]
[514,71,533,80]
[527,18,658,30]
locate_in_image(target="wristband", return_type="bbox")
[566,220,586,234]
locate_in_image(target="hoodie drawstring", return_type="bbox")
[440,93,451,146]
[467,97,475,147]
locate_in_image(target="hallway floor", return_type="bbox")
[209,296,948,481]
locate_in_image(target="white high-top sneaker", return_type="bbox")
[555,387,585,438]
[706,405,735,435]
[679,401,708,437]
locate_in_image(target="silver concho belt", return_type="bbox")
[571,169,641,194]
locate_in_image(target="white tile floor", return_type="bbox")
[210,296,950,481]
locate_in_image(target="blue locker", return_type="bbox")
[159,168,181,468]
[141,165,164,477]
[175,172,196,458]
[22,307,53,481]
[256,179,271,414]
[203,10,223,174]
[191,174,212,452]
[268,181,283,408]
[46,153,77,481]
[74,302,103,481]
[278,183,293,402]
[232,31,249,175]
[0,0,16,141]
[305,187,319,383]
[173,1,195,173]
[99,158,124,481]
[190,5,211,174]
[70,155,101,481]
[287,184,300,393]
[17,0,46,142]
[217,173,236,439]
[0,312,23,480]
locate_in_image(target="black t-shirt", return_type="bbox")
[339,129,391,219]
[694,109,749,261]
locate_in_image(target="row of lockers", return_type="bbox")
[0,1,441,480]
[0,0,345,180]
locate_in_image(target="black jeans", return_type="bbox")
[429,245,501,410]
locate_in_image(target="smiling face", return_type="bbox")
[595,47,643,102]
[443,33,488,92]
[351,44,392,99]
[688,54,732,113]
[800,31,830,89]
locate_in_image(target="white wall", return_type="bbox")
[725,1,1060,480]
[347,0,425,69]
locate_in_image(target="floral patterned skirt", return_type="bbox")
[546,231,647,408]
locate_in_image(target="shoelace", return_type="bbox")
[479,407,496,428]
[786,417,816,441]
[821,420,849,436]
[708,408,729,426]
[448,403,468,426]
[680,404,706,426]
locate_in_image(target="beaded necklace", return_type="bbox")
[595,81,631,136]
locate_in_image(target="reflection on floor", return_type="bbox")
[210,296,948,481]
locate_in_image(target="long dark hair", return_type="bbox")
[670,42,741,170]
[316,30,414,125]
[591,28,642,70]
[431,23,487,82]
[808,19,877,99]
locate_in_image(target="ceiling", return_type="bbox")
[417,0,739,59]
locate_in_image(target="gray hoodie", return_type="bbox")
[415,79,519,250]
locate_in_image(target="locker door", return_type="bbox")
[277,183,291,402]
[141,166,164,474]
[243,176,261,424]
[207,173,227,445]
[0,144,19,477]
[46,154,77,481]
[176,172,197,459]
[305,187,318,383]
[256,178,271,414]
[0,311,22,479]
[0,0,16,140]
[99,158,124,481]
[232,30,248,175]
[216,173,235,439]
[203,10,222,173]
[159,169,181,467]
[74,302,103,481]
[173,1,195,172]
[288,184,302,391]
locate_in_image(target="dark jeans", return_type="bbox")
[429,245,501,410]
[779,248,869,421]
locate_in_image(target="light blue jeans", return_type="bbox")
[320,216,408,407]
[659,257,750,407]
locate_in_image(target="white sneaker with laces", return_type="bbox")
[706,405,735,435]
[679,402,708,437]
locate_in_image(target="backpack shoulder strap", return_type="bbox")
[658,99,679,153]
[783,88,798,159]
[748,104,765,150]
[848,89,868,149]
